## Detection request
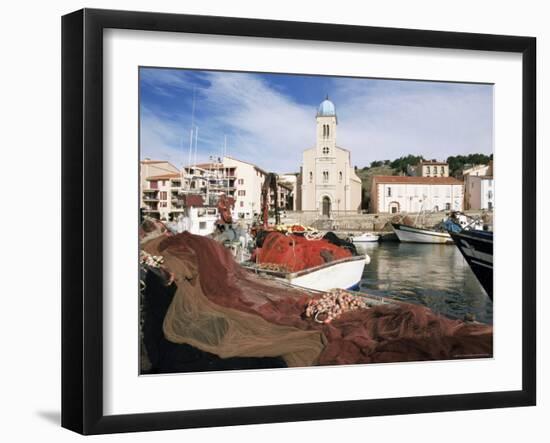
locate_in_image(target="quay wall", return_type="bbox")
[280,210,493,233]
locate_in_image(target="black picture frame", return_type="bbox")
[62,8,536,435]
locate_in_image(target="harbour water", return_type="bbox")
[356,242,493,324]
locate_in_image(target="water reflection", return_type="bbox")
[357,242,493,324]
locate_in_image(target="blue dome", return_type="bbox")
[317,98,336,117]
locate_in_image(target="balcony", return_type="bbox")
[143,195,159,202]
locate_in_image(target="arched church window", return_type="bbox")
[322,147,330,155]
[309,171,313,183]
[323,171,329,182]
[327,125,330,138]
[339,171,343,182]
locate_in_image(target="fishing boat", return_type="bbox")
[242,254,369,292]
[449,229,493,300]
[348,232,380,243]
[391,211,483,244]
[391,223,453,244]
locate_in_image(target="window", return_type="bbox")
[309,171,313,183]
[238,190,246,196]
[488,202,493,210]
[426,166,430,174]
[441,166,445,175]
[488,190,493,199]
[326,125,330,138]
[446,202,451,210]
[387,187,392,197]
[240,201,244,207]
[160,202,167,208]
[199,222,207,230]
[339,171,343,182]
[160,191,167,200]
[237,178,244,185]
[322,146,330,155]
[150,180,158,189]
[322,171,329,182]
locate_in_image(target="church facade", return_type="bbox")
[298,98,362,216]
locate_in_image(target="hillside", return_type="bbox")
[355,165,397,210]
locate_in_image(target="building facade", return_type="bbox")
[222,156,266,219]
[462,162,493,178]
[277,173,299,211]
[142,171,183,220]
[464,175,494,210]
[370,176,464,214]
[300,98,362,216]
[140,160,180,208]
[407,160,449,177]
[141,156,293,221]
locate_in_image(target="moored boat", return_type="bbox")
[392,223,453,244]
[449,229,493,300]
[242,254,369,291]
[348,232,380,243]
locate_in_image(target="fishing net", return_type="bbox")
[144,234,325,367]
[142,232,493,369]
[252,231,353,273]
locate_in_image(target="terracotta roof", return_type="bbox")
[141,160,166,164]
[182,194,204,207]
[223,156,268,175]
[371,175,463,185]
[419,160,448,166]
[146,173,181,180]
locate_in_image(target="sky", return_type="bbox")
[139,67,493,173]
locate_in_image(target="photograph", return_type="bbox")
[138,67,494,374]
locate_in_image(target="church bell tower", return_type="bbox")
[316,95,337,158]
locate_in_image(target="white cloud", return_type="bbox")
[196,72,316,172]
[140,69,493,173]
[140,106,190,167]
[332,79,493,166]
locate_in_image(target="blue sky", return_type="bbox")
[140,67,493,173]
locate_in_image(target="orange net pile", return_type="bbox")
[142,232,493,369]
[252,231,352,273]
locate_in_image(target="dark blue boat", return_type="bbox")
[448,229,493,301]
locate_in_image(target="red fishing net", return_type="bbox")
[252,231,352,272]
[142,232,493,368]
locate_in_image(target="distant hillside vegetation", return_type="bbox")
[355,164,397,211]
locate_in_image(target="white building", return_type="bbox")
[370,176,464,214]
[464,175,494,210]
[140,160,179,208]
[142,171,183,220]
[278,173,299,210]
[221,156,266,219]
[462,162,492,178]
[223,156,294,219]
[299,97,362,216]
[407,160,449,177]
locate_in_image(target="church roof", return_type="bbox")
[317,97,336,117]
[371,175,463,185]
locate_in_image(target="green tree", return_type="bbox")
[390,155,424,173]
[447,153,491,177]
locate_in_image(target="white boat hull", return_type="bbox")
[392,223,452,244]
[351,233,380,243]
[288,256,367,290]
[245,255,369,291]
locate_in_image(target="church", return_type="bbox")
[298,97,362,216]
